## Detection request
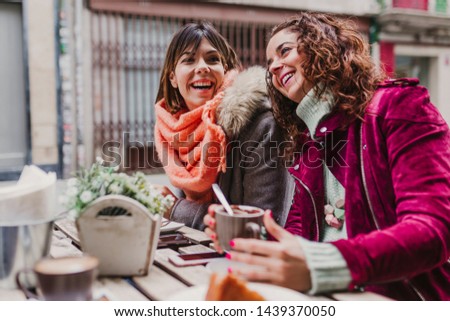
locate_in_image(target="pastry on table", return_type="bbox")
[205,273,265,301]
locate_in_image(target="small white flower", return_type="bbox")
[67,178,78,187]
[135,172,146,180]
[66,187,79,197]
[163,195,175,207]
[108,183,123,194]
[80,190,94,204]
[124,181,139,194]
[91,178,103,189]
[147,189,157,199]
[96,156,104,164]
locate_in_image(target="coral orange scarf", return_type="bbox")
[154,73,236,201]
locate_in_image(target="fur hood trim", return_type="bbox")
[217,66,270,139]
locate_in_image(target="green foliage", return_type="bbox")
[61,160,175,219]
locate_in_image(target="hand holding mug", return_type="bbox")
[226,211,312,292]
[204,204,264,253]
[204,204,222,253]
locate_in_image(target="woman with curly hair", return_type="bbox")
[204,12,450,300]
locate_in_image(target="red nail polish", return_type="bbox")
[225,253,231,260]
[229,240,235,248]
[227,267,233,274]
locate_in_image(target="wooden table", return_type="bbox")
[0,218,391,301]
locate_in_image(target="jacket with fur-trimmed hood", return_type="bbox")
[169,66,294,230]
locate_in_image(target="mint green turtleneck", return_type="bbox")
[294,87,351,294]
[295,87,347,242]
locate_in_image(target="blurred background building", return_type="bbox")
[1,0,449,180]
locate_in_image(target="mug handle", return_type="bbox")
[245,222,261,239]
[15,269,40,300]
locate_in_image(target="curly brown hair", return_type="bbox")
[267,12,386,160]
[156,22,242,114]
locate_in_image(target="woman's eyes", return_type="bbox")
[207,56,221,63]
[181,57,195,63]
[180,55,221,64]
[280,47,292,56]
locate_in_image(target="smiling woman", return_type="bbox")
[169,38,225,111]
[203,12,450,301]
[266,30,312,104]
[153,22,293,232]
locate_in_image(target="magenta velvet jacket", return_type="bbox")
[285,79,450,300]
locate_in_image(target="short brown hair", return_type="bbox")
[156,22,241,113]
[267,12,386,160]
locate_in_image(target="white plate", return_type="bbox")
[160,219,185,233]
[166,282,312,301]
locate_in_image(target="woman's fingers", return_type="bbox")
[207,204,219,218]
[228,249,281,272]
[227,250,284,284]
[263,210,292,242]
[233,267,282,285]
[203,214,214,228]
[204,206,222,251]
[230,237,291,260]
[204,227,223,254]
[229,242,311,292]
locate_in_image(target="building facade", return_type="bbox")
[0,0,60,180]
[377,0,450,123]
[79,0,373,175]
[2,0,449,179]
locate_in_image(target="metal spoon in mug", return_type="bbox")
[212,183,234,216]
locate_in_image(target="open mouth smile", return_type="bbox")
[190,80,214,90]
[280,72,294,87]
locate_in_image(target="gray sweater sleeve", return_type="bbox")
[169,197,210,230]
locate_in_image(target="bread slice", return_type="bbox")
[205,273,265,301]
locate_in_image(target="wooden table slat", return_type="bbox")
[54,218,80,246]
[95,278,149,301]
[133,265,188,301]
[51,230,83,258]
